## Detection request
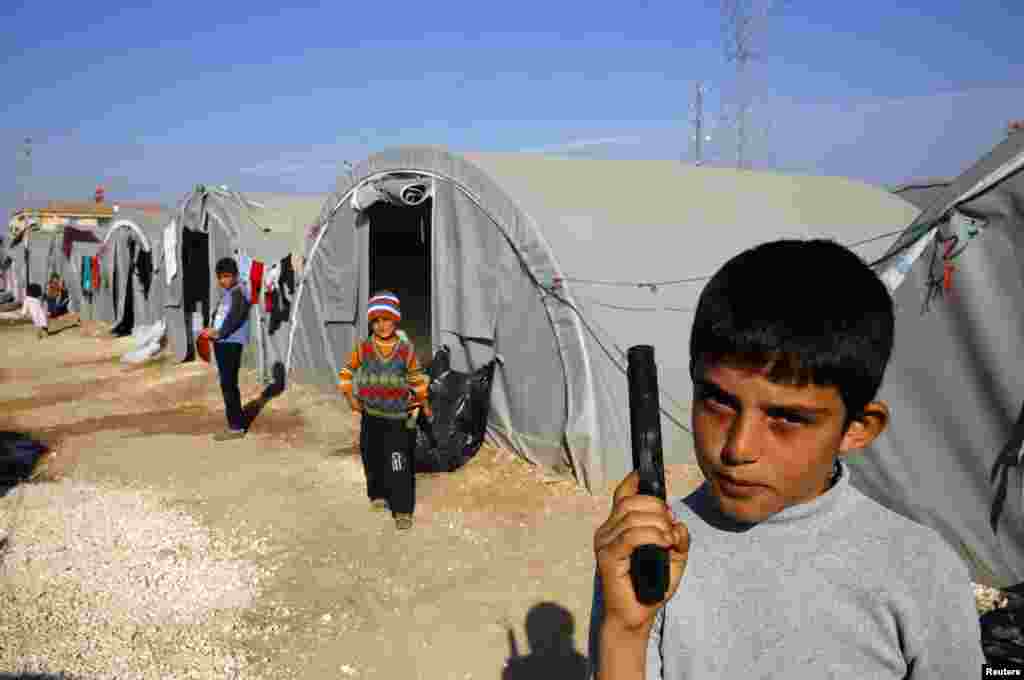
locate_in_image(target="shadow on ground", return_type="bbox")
[503,602,590,680]
[0,432,50,497]
[242,361,287,431]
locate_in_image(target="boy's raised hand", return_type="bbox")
[594,471,690,635]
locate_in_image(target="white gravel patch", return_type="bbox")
[0,479,270,680]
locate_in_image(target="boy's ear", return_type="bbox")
[838,401,890,452]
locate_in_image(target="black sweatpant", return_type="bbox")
[214,341,245,432]
[359,413,415,515]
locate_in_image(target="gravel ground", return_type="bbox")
[0,479,269,679]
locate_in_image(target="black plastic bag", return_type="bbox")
[981,582,1024,667]
[412,345,497,473]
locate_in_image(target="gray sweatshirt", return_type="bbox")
[588,459,985,679]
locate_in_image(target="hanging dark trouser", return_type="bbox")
[214,341,245,432]
[360,413,415,515]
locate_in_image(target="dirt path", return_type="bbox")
[0,320,704,680]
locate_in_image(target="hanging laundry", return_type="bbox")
[279,255,295,297]
[268,284,290,334]
[236,253,253,288]
[250,260,265,304]
[263,261,281,291]
[943,239,958,293]
[62,226,101,259]
[164,220,178,285]
[262,261,281,314]
[82,256,92,293]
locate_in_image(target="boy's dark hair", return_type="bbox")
[26,283,43,299]
[689,239,895,430]
[215,257,239,276]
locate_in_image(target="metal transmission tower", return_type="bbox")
[689,82,712,165]
[684,81,716,165]
[721,0,774,169]
[16,137,33,204]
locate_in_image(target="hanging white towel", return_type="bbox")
[263,262,281,292]
[237,253,253,287]
[164,220,178,285]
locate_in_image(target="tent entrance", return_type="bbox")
[112,239,136,336]
[181,228,211,356]
[366,198,433,367]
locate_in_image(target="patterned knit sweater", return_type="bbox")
[338,335,429,420]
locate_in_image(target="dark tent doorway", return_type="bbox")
[366,198,433,367]
[111,240,136,337]
[181,226,211,360]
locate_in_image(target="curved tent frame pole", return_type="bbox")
[102,219,153,252]
[286,164,594,486]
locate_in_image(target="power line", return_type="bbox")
[558,225,908,290]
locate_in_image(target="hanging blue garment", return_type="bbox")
[82,256,93,292]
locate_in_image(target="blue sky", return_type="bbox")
[1,0,1021,223]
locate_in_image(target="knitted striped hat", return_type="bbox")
[368,291,401,323]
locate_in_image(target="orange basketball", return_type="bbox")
[196,330,213,363]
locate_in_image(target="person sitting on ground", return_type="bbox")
[203,257,252,442]
[589,238,985,679]
[40,274,81,334]
[44,274,70,318]
[19,283,49,339]
[338,291,431,531]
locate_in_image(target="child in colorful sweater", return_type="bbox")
[339,291,431,531]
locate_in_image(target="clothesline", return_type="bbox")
[552,226,909,290]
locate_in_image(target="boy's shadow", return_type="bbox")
[242,362,286,430]
[503,602,589,680]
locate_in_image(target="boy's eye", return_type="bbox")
[701,394,733,411]
[772,412,811,426]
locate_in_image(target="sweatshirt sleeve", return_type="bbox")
[405,345,430,406]
[904,538,986,678]
[338,342,362,398]
[217,287,251,339]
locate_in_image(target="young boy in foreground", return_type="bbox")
[589,239,985,679]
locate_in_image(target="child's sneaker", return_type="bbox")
[394,514,413,531]
[370,499,389,512]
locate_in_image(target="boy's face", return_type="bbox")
[691,358,888,524]
[217,273,236,289]
[371,317,396,339]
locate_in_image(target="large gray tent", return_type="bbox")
[286,147,919,492]
[164,187,324,384]
[852,131,1024,588]
[5,220,101,306]
[53,222,107,317]
[95,208,169,334]
[5,227,29,301]
[27,229,60,293]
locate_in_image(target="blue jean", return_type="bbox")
[214,342,245,431]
